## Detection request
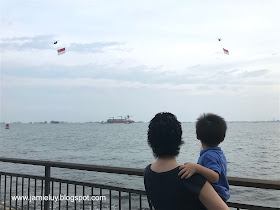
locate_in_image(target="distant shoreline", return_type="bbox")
[1,120,279,124]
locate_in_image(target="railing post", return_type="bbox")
[44,163,50,210]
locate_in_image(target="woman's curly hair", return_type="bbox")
[148,112,183,158]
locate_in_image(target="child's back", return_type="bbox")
[198,146,229,201]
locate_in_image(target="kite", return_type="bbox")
[223,48,229,55]
[217,38,222,41]
[57,48,66,55]
[54,40,59,44]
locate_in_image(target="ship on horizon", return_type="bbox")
[104,115,134,124]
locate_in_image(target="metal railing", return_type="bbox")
[0,157,279,210]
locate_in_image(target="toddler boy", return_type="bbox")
[179,113,230,201]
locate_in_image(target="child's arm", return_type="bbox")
[179,163,219,183]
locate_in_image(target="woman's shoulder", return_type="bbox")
[144,164,152,172]
[145,164,206,187]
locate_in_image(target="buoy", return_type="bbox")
[5,123,9,129]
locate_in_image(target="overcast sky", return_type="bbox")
[0,0,279,122]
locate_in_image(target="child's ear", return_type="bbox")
[196,135,200,140]
[220,138,225,143]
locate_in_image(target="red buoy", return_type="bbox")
[5,123,9,129]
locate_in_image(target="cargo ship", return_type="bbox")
[105,115,134,124]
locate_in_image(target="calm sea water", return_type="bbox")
[0,122,279,208]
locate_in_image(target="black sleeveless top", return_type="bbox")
[144,164,206,210]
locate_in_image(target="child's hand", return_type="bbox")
[178,163,198,179]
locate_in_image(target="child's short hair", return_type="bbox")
[148,112,183,158]
[196,113,227,147]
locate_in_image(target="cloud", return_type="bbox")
[0,35,54,50]
[5,75,278,98]
[3,59,278,88]
[238,69,269,78]
[0,35,123,53]
[3,76,195,90]
[68,42,121,53]
[2,36,37,41]
[0,76,213,97]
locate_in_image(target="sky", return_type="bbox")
[0,0,279,122]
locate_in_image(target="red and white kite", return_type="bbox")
[223,48,229,55]
[57,48,66,55]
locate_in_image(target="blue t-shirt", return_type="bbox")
[197,147,230,201]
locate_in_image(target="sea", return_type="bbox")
[0,122,279,209]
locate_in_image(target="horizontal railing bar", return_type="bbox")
[0,157,143,176]
[0,172,45,180]
[48,161,144,176]
[50,177,147,195]
[227,176,280,190]
[1,157,280,190]
[227,201,280,210]
[0,157,49,166]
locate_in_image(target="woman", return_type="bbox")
[144,112,229,210]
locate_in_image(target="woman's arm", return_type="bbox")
[199,181,229,210]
